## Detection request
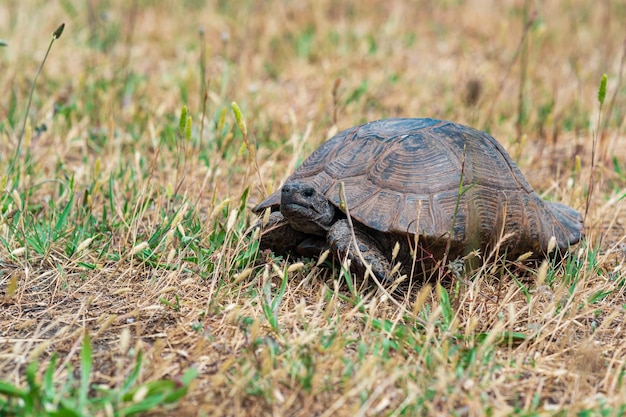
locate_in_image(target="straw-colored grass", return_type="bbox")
[1,0,625,415]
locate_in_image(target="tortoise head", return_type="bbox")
[280,182,336,235]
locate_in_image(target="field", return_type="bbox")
[1,0,626,416]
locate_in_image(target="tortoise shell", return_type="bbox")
[255,118,582,256]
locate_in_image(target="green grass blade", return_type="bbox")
[78,333,93,412]
[121,351,144,393]
[0,380,27,397]
[54,192,74,239]
[437,283,453,329]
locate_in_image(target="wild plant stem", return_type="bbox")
[199,26,207,123]
[119,0,138,103]
[603,37,626,132]
[485,11,535,129]
[585,75,607,220]
[332,78,341,127]
[516,0,531,140]
[232,102,266,196]
[10,23,65,176]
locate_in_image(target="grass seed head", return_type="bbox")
[231,101,247,137]
[52,23,65,39]
[536,260,549,285]
[130,242,149,256]
[75,237,94,254]
[316,249,330,266]
[10,247,26,257]
[547,236,557,254]
[226,209,238,232]
[597,74,607,105]
[179,106,188,135]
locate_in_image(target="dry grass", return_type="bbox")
[1,0,626,415]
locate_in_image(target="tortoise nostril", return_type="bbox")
[282,185,291,194]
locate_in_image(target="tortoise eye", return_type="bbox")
[303,188,314,197]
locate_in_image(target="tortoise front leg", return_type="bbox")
[257,211,306,255]
[327,219,394,282]
[257,211,327,257]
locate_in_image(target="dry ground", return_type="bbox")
[1,0,626,416]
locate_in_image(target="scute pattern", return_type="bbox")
[370,134,459,194]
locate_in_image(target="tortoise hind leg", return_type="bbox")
[544,201,584,250]
[327,219,394,282]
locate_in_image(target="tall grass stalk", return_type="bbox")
[232,101,266,196]
[602,37,626,135]
[119,0,138,103]
[199,26,209,141]
[484,11,536,129]
[9,23,64,175]
[516,0,532,140]
[585,74,608,220]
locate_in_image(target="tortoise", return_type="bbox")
[253,118,583,280]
